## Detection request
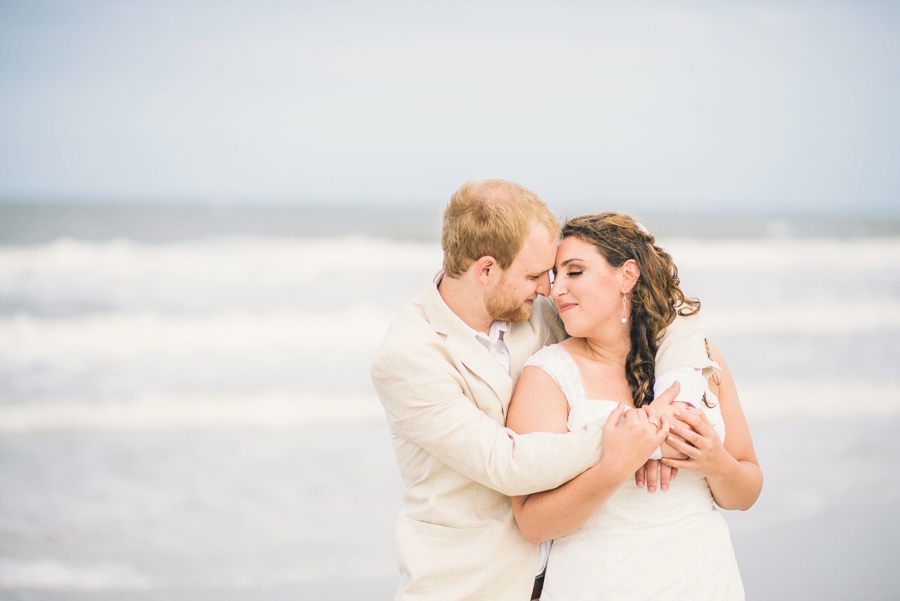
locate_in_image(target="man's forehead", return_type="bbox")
[514,235,557,271]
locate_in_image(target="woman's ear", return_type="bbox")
[620,259,640,293]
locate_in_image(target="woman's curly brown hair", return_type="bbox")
[561,212,700,407]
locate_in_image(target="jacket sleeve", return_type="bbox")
[371,347,603,497]
[656,312,719,378]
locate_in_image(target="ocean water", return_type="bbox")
[1,206,899,599]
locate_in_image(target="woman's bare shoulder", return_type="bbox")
[508,359,570,434]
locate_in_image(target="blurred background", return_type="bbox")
[1,1,899,599]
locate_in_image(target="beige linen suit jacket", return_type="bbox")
[371,281,712,601]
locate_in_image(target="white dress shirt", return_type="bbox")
[470,320,511,373]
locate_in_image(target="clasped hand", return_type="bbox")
[633,382,691,493]
[660,407,729,478]
[601,402,671,484]
[601,381,687,486]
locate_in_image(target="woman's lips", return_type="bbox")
[558,302,576,313]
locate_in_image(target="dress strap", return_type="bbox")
[523,344,587,408]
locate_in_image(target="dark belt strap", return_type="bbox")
[531,571,545,601]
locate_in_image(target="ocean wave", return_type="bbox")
[0,559,152,590]
[0,235,443,277]
[0,236,441,316]
[662,237,900,271]
[0,236,897,280]
[0,394,384,433]
[2,379,897,433]
[738,379,900,421]
[0,306,393,359]
[701,301,900,335]
[1,299,896,363]
[0,556,398,590]
[1,236,896,321]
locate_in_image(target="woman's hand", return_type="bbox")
[661,407,731,478]
[650,399,693,461]
[662,342,762,510]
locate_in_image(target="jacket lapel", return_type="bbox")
[422,282,512,414]
[446,332,513,408]
[505,318,541,384]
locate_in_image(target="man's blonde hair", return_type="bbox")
[441,179,559,278]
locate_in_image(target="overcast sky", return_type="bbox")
[1,0,898,213]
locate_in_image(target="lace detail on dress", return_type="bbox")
[523,344,587,408]
[527,345,744,601]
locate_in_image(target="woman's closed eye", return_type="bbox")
[566,270,583,277]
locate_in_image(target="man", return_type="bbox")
[371,179,711,601]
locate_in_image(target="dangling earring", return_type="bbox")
[620,295,628,324]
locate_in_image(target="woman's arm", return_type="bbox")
[506,366,674,544]
[661,342,763,510]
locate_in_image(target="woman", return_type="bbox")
[506,213,762,600]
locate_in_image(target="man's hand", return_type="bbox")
[632,382,688,493]
[634,459,678,493]
[599,404,669,481]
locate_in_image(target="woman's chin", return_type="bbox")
[560,319,587,339]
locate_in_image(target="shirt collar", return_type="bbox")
[476,320,508,346]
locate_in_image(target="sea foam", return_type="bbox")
[0,394,383,433]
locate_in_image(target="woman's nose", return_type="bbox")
[551,276,565,298]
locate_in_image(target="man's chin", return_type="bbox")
[492,304,531,324]
[512,304,532,323]
[486,290,534,323]
[508,315,529,324]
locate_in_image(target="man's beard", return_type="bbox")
[485,282,531,323]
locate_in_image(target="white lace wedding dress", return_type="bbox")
[525,344,744,601]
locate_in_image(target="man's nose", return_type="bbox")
[536,272,551,296]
